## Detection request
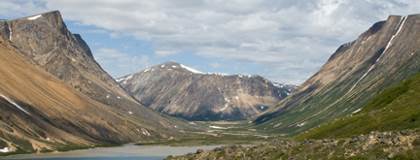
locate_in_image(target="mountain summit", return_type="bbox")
[118,61,295,121]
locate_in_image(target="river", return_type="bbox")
[2,144,222,160]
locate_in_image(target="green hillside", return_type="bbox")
[297,72,420,140]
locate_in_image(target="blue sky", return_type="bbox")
[1,0,420,84]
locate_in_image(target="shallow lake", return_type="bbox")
[2,144,222,160]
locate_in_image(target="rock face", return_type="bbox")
[0,11,193,154]
[118,62,295,121]
[255,14,420,135]
[1,11,134,110]
[0,11,190,131]
[0,39,156,154]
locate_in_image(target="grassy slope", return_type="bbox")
[297,72,420,140]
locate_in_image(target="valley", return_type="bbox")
[0,4,420,160]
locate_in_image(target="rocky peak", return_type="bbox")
[118,61,295,121]
[0,11,183,133]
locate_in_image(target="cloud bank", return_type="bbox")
[1,0,420,84]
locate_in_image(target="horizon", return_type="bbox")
[1,0,419,85]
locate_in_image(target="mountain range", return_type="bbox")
[117,61,295,121]
[1,10,420,159]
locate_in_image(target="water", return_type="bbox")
[2,144,221,160]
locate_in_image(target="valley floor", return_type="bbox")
[166,129,420,160]
[136,121,272,146]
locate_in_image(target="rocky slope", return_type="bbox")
[255,14,420,135]
[0,39,159,155]
[118,62,295,121]
[0,11,200,155]
[167,130,420,160]
[0,11,190,134]
[298,72,420,140]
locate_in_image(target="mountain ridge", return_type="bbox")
[118,61,295,121]
[254,14,420,135]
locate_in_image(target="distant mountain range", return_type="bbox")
[118,61,295,121]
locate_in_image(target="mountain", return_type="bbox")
[254,14,420,135]
[118,61,295,121]
[0,11,199,155]
[0,11,190,133]
[0,38,160,155]
[297,72,420,139]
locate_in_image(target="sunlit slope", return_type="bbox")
[255,14,420,135]
[297,72,420,139]
[0,11,192,133]
[0,40,162,155]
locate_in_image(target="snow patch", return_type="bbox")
[297,122,306,127]
[106,94,110,99]
[211,72,229,76]
[0,94,31,115]
[27,14,42,20]
[234,96,239,100]
[143,68,151,73]
[209,126,227,129]
[160,64,165,68]
[352,108,362,114]
[0,147,10,153]
[141,128,151,136]
[348,16,407,93]
[273,123,282,128]
[171,65,178,68]
[224,97,230,103]
[117,75,133,84]
[220,104,229,111]
[128,111,133,115]
[238,74,252,78]
[180,64,203,74]
[378,16,407,63]
[116,96,121,99]
[273,82,284,88]
[8,24,12,41]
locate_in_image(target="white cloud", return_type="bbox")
[94,48,151,77]
[1,0,420,84]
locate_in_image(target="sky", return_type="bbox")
[1,0,420,84]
